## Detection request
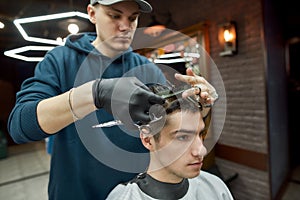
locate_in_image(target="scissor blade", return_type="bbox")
[92,120,123,128]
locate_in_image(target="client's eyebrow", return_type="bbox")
[173,129,196,134]
[172,127,205,135]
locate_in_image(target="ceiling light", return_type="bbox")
[152,57,193,64]
[4,46,55,62]
[149,52,200,64]
[13,11,89,46]
[68,23,79,34]
[157,52,200,59]
[0,21,4,29]
[56,37,63,43]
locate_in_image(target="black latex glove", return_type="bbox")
[92,77,165,129]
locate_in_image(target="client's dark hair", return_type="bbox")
[148,83,201,114]
[147,83,202,141]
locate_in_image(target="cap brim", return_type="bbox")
[96,0,152,13]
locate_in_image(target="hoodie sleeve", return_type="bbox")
[7,48,69,144]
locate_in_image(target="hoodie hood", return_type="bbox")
[64,32,97,55]
[64,32,133,59]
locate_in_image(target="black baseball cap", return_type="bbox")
[90,0,152,13]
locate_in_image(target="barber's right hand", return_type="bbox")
[92,77,165,129]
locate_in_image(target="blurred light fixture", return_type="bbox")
[56,37,63,43]
[58,18,88,34]
[144,25,166,37]
[68,23,79,34]
[150,52,200,64]
[144,16,166,37]
[4,46,55,62]
[0,21,4,29]
[218,21,237,56]
[13,11,89,46]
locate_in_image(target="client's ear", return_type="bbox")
[140,133,153,150]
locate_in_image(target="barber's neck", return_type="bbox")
[91,39,123,58]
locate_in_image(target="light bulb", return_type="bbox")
[68,23,79,34]
[0,21,5,29]
[223,30,233,42]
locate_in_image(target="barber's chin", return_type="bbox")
[112,43,131,52]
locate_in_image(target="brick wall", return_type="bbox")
[142,0,272,199]
[142,0,268,151]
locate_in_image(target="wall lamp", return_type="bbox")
[218,21,237,56]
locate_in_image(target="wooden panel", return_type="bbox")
[215,143,269,171]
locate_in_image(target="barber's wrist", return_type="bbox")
[69,81,97,120]
[68,88,81,120]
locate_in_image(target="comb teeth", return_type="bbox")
[147,83,184,99]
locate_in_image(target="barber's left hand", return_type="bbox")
[174,68,218,108]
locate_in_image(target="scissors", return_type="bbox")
[92,114,162,134]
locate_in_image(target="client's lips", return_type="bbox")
[188,160,203,168]
[189,162,201,165]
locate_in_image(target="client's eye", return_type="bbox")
[176,134,193,141]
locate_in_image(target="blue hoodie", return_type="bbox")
[7,32,166,200]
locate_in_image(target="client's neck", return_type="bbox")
[147,162,184,184]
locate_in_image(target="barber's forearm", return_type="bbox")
[37,81,97,134]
